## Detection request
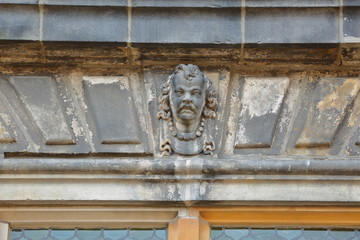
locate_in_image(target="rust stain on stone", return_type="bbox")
[317,78,359,112]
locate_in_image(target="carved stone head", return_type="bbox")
[158,64,217,156]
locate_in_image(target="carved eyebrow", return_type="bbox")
[190,87,202,91]
[174,87,185,92]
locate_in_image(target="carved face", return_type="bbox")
[170,71,206,125]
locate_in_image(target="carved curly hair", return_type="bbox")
[157,64,218,121]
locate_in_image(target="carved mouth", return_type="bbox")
[178,105,196,115]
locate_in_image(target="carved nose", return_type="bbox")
[182,92,192,103]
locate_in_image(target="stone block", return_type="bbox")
[245,7,339,44]
[0,5,39,40]
[0,0,37,4]
[245,0,339,7]
[43,6,127,42]
[132,8,241,45]
[132,0,240,8]
[344,7,360,40]
[43,0,126,6]
[344,0,360,6]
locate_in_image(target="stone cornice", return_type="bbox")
[0,1,357,45]
[2,157,360,176]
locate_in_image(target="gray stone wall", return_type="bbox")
[1,0,360,206]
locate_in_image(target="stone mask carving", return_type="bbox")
[157,64,218,156]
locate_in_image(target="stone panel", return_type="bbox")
[9,76,75,145]
[43,6,127,42]
[0,4,39,40]
[132,8,241,45]
[296,78,360,148]
[245,7,338,44]
[234,77,290,149]
[225,74,302,156]
[82,76,141,145]
[0,76,93,155]
[79,76,151,154]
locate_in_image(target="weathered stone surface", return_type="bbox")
[344,0,360,6]
[43,6,127,42]
[43,0,126,6]
[243,46,339,67]
[9,76,75,145]
[0,76,94,154]
[0,119,15,143]
[296,78,360,148]
[245,8,339,44]
[225,73,302,155]
[347,126,360,156]
[0,5,39,40]
[83,76,141,145]
[0,0,37,4]
[79,75,152,154]
[132,0,241,8]
[132,8,241,45]
[2,157,360,203]
[344,7,360,41]
[235,77,289,149]
[246,0,339,7]
[144,68,229,157]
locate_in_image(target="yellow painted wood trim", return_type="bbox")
[0,207,178,229]
[192,207,360,227]
[168,218,210,240]
[190,207,360,227]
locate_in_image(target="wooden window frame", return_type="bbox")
[185,206,360,240]
[2,206,360,240]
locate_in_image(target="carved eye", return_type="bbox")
[191,90,202,97]
[175,89,184,96]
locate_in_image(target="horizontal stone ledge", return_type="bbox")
[2,157,360,176]
[0,0,341,7]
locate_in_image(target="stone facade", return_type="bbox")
[1,0,360,239]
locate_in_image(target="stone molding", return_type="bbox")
[0,1,358,45]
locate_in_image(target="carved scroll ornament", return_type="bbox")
[157,64,218,156]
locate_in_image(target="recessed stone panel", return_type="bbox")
[235,77,290,149]
[296,78,360,148]
[9,76,75,145]
[82,76,142,145]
